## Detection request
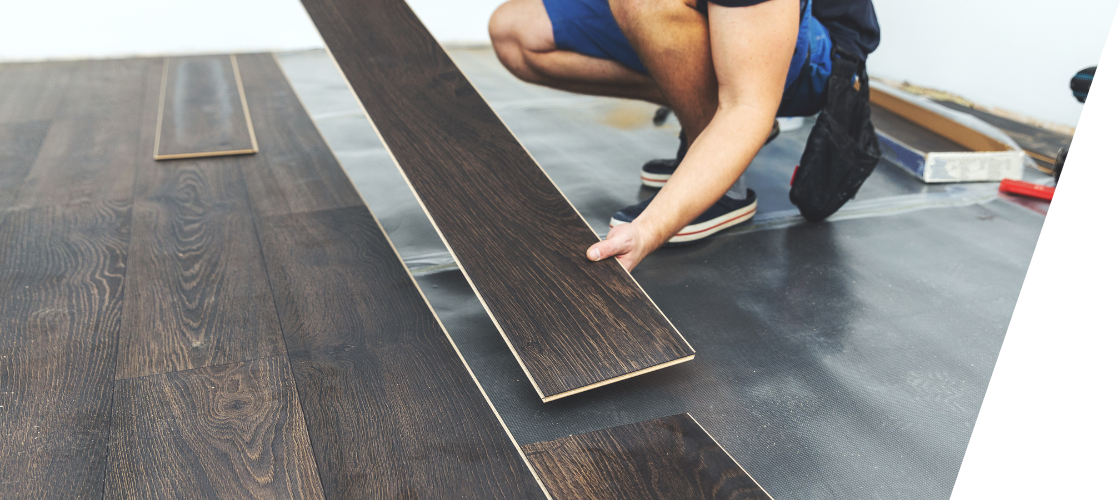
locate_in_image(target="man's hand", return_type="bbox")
[586,222,655,272]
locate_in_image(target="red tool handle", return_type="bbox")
[999,179,1055,201]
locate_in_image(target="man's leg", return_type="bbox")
[609,0,718,144]
[489,0,666,103]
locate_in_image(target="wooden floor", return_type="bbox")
[300,0,696,402]
[0,54,548,498]
[523,414,772,500]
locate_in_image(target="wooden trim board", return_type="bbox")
[869,84,1025,183]
[870,84,1010,153]
[299,0,695,402]
[523,414,773,499]
[154,55,259,160]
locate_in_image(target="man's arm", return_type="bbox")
[587,0,800,271]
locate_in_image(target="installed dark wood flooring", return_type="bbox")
[115,159,285,379]
[256,206,546,498]
[0,121,50,206]
[0,201,132,498]
[106,356,323,498]
[301,0,694,402]
[2,53,551,498]
[524,414,770,500]
[234,53,364,217]
[11,59,156,208]
[155,55,257,160]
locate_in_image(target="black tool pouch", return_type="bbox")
[789,46,881,222]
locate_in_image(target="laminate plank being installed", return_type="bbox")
[154,55,258,160]
[234,53,364,217]
[256,206,547,498]
[523,414,771,500]
[0,201,132,498]
[106,356,324,498]
[300,0,694,402]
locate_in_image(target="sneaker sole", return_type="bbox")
[640,172,671,188]
[609,199,757,243]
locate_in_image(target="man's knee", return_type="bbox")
[489,0,553,81]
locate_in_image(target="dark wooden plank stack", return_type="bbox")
[524,414,772,500]
[299,0,695,402]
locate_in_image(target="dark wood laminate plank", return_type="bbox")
[257,206,546,498]
[0,121,50,207]
[523,414,771,500]
[233,53,363,217]
[106,356,324,498]
[13,58,156,207]
[155,55,257,159]
[0,201,132,498]
[300,0,694,401]
[115,158,285,380]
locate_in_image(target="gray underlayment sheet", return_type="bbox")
[276,48,1045,500]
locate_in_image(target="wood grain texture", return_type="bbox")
[12,58,156,207]
[0,121,49,207]
[155,55,257,159]
[257,206,546,498]
[0,201,132,498]
[115,159,285,380]
[300,0,694,401]
[106,356,324,499]
[0,62,69,122]
[234,53,363,217]
[523,414,770,500]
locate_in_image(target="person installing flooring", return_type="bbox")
[489,0,880,269]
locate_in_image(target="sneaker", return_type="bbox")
[640,120,781,188]
[609,189,758,243]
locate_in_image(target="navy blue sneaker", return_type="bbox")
[640,121,780,188]
[609,189,758,243]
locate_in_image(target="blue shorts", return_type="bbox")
[541,0,833,116]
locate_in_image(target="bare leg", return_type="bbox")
[609,0,718,144]
[489,0,667,104]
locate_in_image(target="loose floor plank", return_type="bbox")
[256,206,547,498]
[154,55,258,160]
[300,0,694,402]
[233,53,364,217]
[115,159,285,380]
[523,414,771,500]
[106,356,324,498]
[0,201,132,498]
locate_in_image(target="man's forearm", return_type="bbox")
[632,104,777,246]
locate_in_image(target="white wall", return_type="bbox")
[869,0,1118,127]
[2,0,1115,126]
